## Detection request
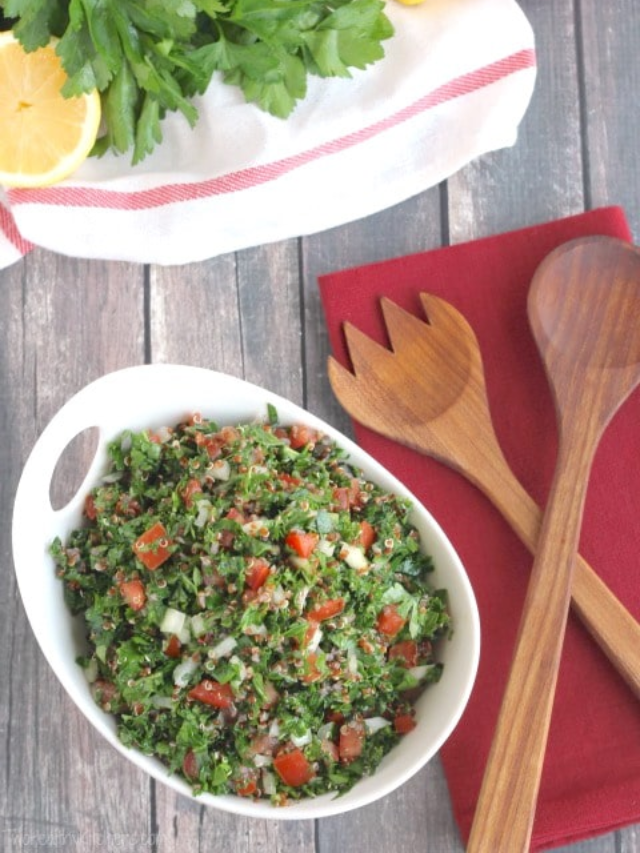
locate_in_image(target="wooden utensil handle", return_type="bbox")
[458,453,640,699]
[467,433,596,853]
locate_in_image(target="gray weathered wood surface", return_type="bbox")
[2,1,639,851]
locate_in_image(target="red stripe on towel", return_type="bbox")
[8,48,536,213]
[0,202,34,256]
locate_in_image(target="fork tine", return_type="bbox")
[327,354,359,397]
[341,321,397,377]
[419,292,480,345]
[327,354,389,431]
[379,297,431,352]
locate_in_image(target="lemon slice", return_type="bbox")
[0,31,101,188]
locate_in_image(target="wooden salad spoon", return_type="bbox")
[466,235,640,852]
[327,290,640,699]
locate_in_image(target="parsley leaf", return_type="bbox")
[2,0,393,162]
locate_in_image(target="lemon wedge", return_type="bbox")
[0,32,101,188]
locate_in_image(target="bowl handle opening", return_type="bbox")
[49,426,102,513]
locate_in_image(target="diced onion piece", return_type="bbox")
[271,585,286,606]
[317,538,335,557]
[83,658,98,684]
[209,636,237,659]
[306,625,323,653]
[152,695,174,709]
[211,459,231,481]
[291,729,312,747]
[289,556,310,570]
[178,625,191,645]
[174,657,198,687]
[341,543,369,571]
[317,722,334,741]
[269,719,280,738]
[262,770,277,795]
[295,585,310,611]
[194,501,211,528]
[160,607,187,636]
[409,665,430,682]
[229,654,248,682]
[242,517,269,537]
[155,426,173,444]
[347,648,359,676]
[364,717,392,734]
[190,614,207,637]
[244,623,268,637]
[253,754,272,767]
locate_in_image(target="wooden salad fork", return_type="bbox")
[327,292,640,698]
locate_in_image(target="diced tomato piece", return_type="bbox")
[285,530,319,558]
[288,424,319,449]
[235,777,258,797]
[320,739,340,762]
[388,640,418,668]
[357,520,376,551]
[273,749,314,787]
[246,558,270,591]
[226,507,246,524]
[188,679,234,709]
[262,680,280,708]
[219,529,236,551]
[278,472,302,488]
[394,713,417,734]
[348,479,362,505]
[133,522,172,570]
[92,679,118,709]
[332,487,350,511]
[182,478,203,508]
[164,634,182,659]
[376,604,406,638]
[333,479,365,510]
[325,710,345,725]
[219,426,240,445]
[307,598,345,622]
[195,432,224,459]
[84,494,97,520]
[301,652,323,683]
[248,733,278,756]
[115,494,142,517]
[300,620,320,649]
[339,719,366,763]
[119,579,146,611]
[182,749,199,780]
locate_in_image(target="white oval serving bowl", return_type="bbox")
[12,364,480,820]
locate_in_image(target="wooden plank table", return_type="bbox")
[1,2,639,851]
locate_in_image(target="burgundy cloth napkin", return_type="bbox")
[318,206,640,851]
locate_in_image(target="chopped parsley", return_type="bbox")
[51,412,451,805]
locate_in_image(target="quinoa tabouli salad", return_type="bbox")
[50,408,451,804]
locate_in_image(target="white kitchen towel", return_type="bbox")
[0,0,536,269]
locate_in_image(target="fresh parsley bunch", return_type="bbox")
[2,0,394,163]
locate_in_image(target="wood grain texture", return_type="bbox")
[468,237,640,852]
[448,0,584,240]
[327,292,640,697]
[580,0,640,238]
[1,2,640,852]
[0,251,150,853]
